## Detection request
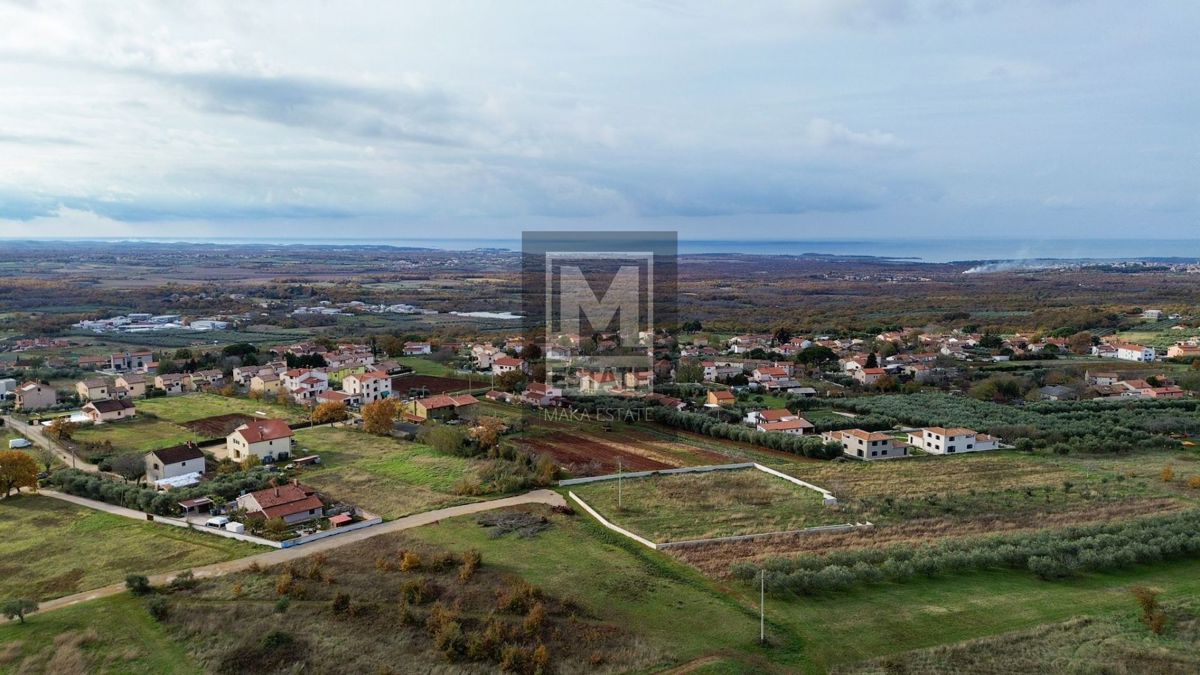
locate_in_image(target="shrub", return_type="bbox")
[1188,476,1200,490]
[146,596,169,621]
[125,574,152,596]
[168,570,198,592]
[1162,465,1175,482]
[399,551,423,572]
[523,602,546,635]
[331,592,351,616]
[275,572,294,596]
[458,549,482,583]
[274,596,291,614]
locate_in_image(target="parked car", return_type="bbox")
[205,516,230,528]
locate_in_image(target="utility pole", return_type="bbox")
[617,458,623,510]
[760,569,765,644]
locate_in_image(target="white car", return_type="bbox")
[205,516,231,528]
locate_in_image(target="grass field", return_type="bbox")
[136,393,305,424]
[0,594,202,675]
[0,495,262,601]
[395,356,457,376]
[410,505,786,671]
[292,426,478,518]
[71,417,202,453]
[572,468,846,542]
[840,601,1200,674]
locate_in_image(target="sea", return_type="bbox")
[8,237,1200,264]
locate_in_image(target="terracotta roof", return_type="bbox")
[925,426,978,437]
[419,394,479,410]
[249,482,318,509]
[843,428,894,442]
[710,390,735,400]
[232,418,294,443]
[758,409,795,422]
[494,357,524,367]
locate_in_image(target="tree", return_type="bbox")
[420,424,469,456]
[0,451,38,497]
[772,327,793,345]
[495,370,526,393]
[173,348,194,360]
[1069,331,1095,355]
[675,361,704,383]
[47,417,78,441]
[362,398,399,435]
[311,401,349,424]
[2,599,38,624]
[471,417,506,453]
[797,345,837,369]
[125,574,152,596]
[264,517,288,537]
[865,352,878,368]
[111,453,147,484]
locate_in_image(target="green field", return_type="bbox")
[410,505,782,671]
[572,468,844,542]
[292,427,478,518]
[395,356,457,376]
[136,393,305,424]
[0,495,262,601]
[0,594,202,675]
[71,417,202,453]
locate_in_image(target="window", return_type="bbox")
[871,450,878,457]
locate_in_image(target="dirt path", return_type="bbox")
[28,489,566,616]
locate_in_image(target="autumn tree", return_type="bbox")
[0,451,39,497]
[311,401,349,424]
[471,417,507,453]
[362,398,398,435]
[47,418,77,441]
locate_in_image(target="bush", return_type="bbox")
[168,570,198,592]
[274,596,291,614]
[125,574,152,596]
[146,596,169,621]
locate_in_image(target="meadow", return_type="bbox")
[71,417,202,454]
[0,495,262,601]
[571,468,846,542]
[135,393,306,425]
[291,426,479,518]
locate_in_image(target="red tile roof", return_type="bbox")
[233,418,294,443]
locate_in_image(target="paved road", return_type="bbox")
[3,415,99,472]
[30,489,566,616]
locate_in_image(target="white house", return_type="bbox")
[523,382,562,406]
[905,427,999,455]
[145,444,206,483]
[1113,342,1156,362]
[492,357,527,376]
[226,418,294,462]
[757,419,814,435]
[82,398,136,423]
[342,370,392,403]
[403,341,432,355]
[825,429,909,461]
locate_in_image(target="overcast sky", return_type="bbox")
[0,0,1196,241]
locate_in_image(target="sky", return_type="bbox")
[0,0,1197,242]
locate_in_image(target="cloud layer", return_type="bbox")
[0,0,1195,240]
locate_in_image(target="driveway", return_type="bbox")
[30,489,567,616]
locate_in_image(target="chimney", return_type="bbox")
[274,486,280,497]
[292,479,299,487]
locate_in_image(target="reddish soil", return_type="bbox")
[520,432,675,476]
[391,374,474,396]
[183,413,256,438]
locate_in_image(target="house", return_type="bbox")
[82,398,136,423]
[905,427,999,454]
[646,393,687,410]
[825,429,908,460]
[1112,342,1156,362]
[403,394,480,421]
[471,344,500,370]
[14,382,55,410]
[1085,371,1120,387]
[492,357,527,376]
[853,368,887,385]
[116,373,147,398]
[317,390,361,407]
[155,373,186,396]
[282,368,330,404]
[232,366,258,386]
[343,370,392,403]
[187,369,225,391]
[523,382,562,406]
[145,444,206,483]
[227,419,294,462]
[236,482,324,525]
[752,366,789,382]
[250,370,282,394]
[77,355,109,370]
[578,369,619,394]
[403,341,432,355]
[705,390,736,407]
[75,378,111,402]
[1167,343,1200,360]
[745,408,798,425]
[1142,309,1164,320]
[111,351,153,372]
[1145,386,1186,399]
[757,418,814,435]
